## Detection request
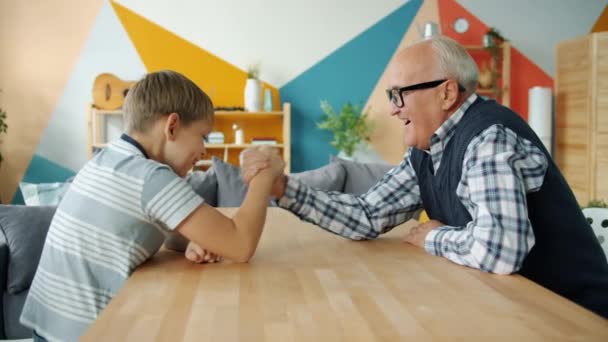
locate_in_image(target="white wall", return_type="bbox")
[115,0,408,87]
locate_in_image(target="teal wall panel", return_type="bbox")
[280,0,422,171]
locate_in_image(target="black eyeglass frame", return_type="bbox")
[386,79,465,108]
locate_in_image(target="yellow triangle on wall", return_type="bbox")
[110,1,279,108]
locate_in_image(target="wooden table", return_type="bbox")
[83,208,608,341]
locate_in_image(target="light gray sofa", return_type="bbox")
[0,157,394,339]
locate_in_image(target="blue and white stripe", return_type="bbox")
[20,136,203,341]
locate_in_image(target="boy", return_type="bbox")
[20,70,284,341]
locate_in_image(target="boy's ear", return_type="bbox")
[164,112,180,140]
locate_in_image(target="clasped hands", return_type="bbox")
[185,146,285,264]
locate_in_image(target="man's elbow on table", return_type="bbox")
[470,247,525,276]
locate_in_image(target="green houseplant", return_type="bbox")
[586,199,608,209]
[246,63,260,80]
[317,100,374,157]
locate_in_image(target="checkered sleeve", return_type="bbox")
[424,125,548,274]
[278,157,423,240]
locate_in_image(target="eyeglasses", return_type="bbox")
[386,79,465,108]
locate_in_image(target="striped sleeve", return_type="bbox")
[141,166,204,230]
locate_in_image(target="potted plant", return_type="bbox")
[582,199,608,257]
[317,100,374,158]
[244,63,262,112]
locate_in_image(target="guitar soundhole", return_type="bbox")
[105,84,111,101]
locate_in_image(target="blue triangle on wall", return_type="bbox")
[280,0,422,172]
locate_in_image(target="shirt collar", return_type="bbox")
[430,93,478,148]
[119,133,149,159]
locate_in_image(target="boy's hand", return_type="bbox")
[240,147,287,198]
[185,241,223,263]
[240,146,274,181]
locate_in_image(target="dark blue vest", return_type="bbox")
[410,98,608,318]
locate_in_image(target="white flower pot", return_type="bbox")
[244,78,262,112]
[582,207,608,258]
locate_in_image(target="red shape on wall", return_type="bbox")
[437,0,553,120]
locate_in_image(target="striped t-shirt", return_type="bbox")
[20,135,203,341]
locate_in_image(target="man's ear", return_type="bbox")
[164,112,180,141]
[441,80,460,110]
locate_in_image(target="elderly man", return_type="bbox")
[236,36,608,318]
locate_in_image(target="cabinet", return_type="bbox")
[464,42,511,108]
[87,103,291,173]
[555,32,608,205]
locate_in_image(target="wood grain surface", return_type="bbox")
[83,208,608,341]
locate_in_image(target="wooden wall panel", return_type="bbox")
[0,0,104,202]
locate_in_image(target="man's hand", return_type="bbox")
[185,241,223,263]
[240,146,287,198]
[403,219,444,248]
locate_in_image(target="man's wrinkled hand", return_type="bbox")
[403,219,444,249]
[185,241,222,264]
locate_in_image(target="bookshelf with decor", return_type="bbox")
[200,103,291,173]
[87,103,291,173]
[464,42,511,108]
[87,105,124,159]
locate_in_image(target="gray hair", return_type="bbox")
[123,70,214,133]
[428,36,478,95]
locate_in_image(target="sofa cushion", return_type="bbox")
[212,157,248,207]
[0,205,56,294]
[290,161,346,191]
[186,168,218,206]
[330,156,394,195]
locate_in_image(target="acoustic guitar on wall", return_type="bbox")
[92,73,136,110]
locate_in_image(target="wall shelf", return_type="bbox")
[87,103,292,173]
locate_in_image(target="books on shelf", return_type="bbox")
[206,132,224,144]
[251,137,277,145]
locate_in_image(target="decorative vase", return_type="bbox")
[263,88,273,112]
[244,78,262,112]
[478,61,493,89]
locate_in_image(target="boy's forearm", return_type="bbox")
[231,170,275,261]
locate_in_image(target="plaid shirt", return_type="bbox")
[278,94,548,274]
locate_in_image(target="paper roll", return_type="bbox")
[528,87,553,154]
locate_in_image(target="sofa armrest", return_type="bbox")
[0,229,8,339]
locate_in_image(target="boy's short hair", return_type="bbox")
[123,70,214,133]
